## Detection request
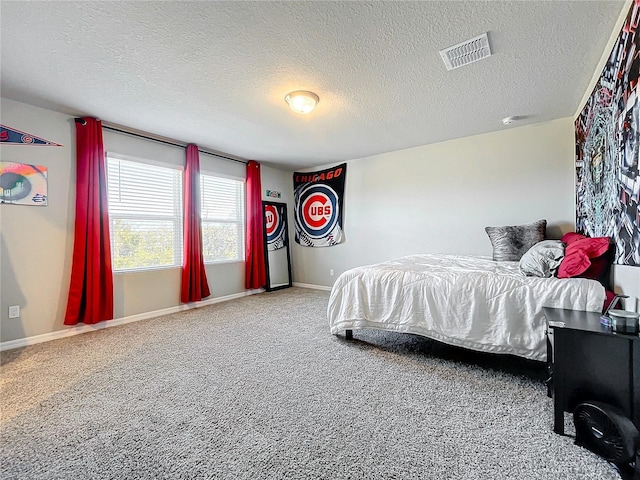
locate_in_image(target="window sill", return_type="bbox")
[113,259,245,274]
[204,259,245,266]
[113,265,181,274]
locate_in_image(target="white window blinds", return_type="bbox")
[107,155,183,271]
[200,174,245,263]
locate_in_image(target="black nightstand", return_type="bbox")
[544,307,640,435]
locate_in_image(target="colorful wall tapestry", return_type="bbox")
[265,203,286,251]
[0,161,48,206]
[575,2,640,266]
[293,163,346,247]
[0,125,61,146]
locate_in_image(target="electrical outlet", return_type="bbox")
[330,269,334,276]
[8,305,20,319]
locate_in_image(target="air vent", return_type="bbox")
[439,33,492,71]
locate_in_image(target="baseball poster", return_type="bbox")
[264,203,286,251]
[293,163,346,247]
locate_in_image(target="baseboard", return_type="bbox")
[293,282,332,292]
[0,289,265,352]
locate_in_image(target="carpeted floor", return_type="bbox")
[1,288,620,479]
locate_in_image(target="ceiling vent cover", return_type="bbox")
[439,32,491,71]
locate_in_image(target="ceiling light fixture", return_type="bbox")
[285,90,319,114]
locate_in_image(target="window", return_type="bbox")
[107,154,183,271]
[200,174,245,263]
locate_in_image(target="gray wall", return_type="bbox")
[1,92,637,345]
[103,128,248,318]
[292,118,577,287]
[0,98,293,343]
[1,99,75,343]
[260,165,294,286]
[290,118,639,310]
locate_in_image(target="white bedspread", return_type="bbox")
[327,254,605,361]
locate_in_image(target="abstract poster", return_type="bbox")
[575,2,640,266]
[0,125,61,146]
[265,203,286,251]
[293,163,346,247]
[0,161,48,206]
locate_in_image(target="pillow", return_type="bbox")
[561,231,587,245]
[485,219,547,262]
[581,251,614,290]
[557,236,610,278]
[519,240,565,277]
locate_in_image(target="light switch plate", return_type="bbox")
[8,306,20,318]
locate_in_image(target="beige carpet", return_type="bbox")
[1,287,620,479]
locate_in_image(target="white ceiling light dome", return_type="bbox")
[285,90,319,114]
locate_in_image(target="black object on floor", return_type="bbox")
[573,401,640,480]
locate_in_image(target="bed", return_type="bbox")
[327,254,606,361]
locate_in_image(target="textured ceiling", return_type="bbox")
[0,1,626,169]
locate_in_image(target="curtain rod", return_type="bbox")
[75,119,248,165]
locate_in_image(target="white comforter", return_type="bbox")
[327,254,605,361]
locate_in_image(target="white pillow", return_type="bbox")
[519,240,565,277]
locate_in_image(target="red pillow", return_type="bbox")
[557,236,610,278]
[581,254,612,283]
[561,232,587,245]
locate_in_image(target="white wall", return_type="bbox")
[292,118,577,287]
[0,98,283,343]
[612,266,640,312]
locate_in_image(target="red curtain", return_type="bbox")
[64,118,113,325]
[245,160,266,289]
[181,144,211,303]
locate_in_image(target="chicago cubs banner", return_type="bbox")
[293,163,346,247]
[264,203,286,251]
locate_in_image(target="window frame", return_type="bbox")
[106,152,184,273]
[199,170,246,265]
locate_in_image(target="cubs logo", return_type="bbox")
[21,135,33,144]
[265,204,284,245]
[296,184,339,239]
[293,163,346,247]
